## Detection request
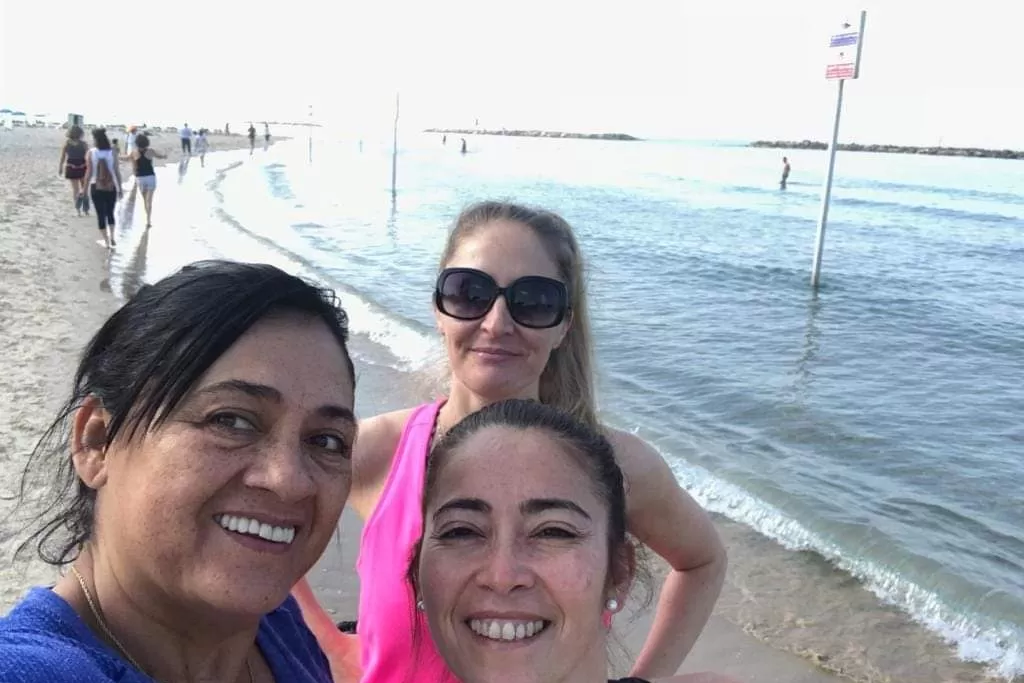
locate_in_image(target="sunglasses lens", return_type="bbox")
[437,270,497,319]
[508,279,566,328]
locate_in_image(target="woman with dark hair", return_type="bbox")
[0,260,359,683]
[57,125,89,215]
[129,133,166,228]
[82,127,122,249]
[411,399,737,683]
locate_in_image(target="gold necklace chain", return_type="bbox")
[69,565,255,683]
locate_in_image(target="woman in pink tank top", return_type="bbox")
[296,201,727,682]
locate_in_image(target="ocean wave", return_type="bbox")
[665,455,1024,680]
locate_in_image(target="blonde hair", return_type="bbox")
[437,201,597,427]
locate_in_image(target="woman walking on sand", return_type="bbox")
[58,125,89,216]
[82,128,122,249]
[194,128,209,167]
[129,133,166,228]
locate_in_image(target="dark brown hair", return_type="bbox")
[15,260,355,565]
[91,128,111,150]
[409,399,633,601]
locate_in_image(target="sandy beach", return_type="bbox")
[0,126,269,597]
[0,125,1008,683]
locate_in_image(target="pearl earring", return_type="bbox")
[606,598,619,612]
[416,599,425,611]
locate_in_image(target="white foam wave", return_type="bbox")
[336,291,438,372]
[665,455,1024,680]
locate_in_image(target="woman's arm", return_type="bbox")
[152,149,167,159]
[610,429,727,679]
[349,409,410,521]
[58,144,67,174]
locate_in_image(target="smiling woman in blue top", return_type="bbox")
[0,260,358,683]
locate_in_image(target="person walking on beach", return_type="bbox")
[195,128,210,167]
[248,122,256,153]
[179,122,192,155]
[129,133,166,228]
[460,137,467,154]
[780,156,791,190]
[82,127,122,249]
[124,125,138,156]
[264,122,270,143]
[58,125,89,216]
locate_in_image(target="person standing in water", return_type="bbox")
[58,125,89,216]
[248,123,256,154]
[460,137,467,154]
[780,156,791,190]
[129,133,166,228]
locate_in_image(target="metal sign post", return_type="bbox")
[811,10,866,288]
[308,104,314,163]
[391,93,400,198]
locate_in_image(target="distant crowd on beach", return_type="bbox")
[55,119,275,248]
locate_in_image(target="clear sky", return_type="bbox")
[2,0,1022,147]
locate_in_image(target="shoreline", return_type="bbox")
[750,139,1024,160]
[425,127,640,141]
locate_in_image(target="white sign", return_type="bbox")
[825,11,866,80]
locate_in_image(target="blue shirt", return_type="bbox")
[0,587,332,682]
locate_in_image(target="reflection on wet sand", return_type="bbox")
[119,225,150,301]
[99,249,113,293]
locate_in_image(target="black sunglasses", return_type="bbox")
[434,268,570,329]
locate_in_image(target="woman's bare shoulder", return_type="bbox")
[349,408,418,517]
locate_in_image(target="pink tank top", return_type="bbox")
[356,400,457,683]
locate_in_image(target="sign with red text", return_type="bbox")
[825,11,866,80]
